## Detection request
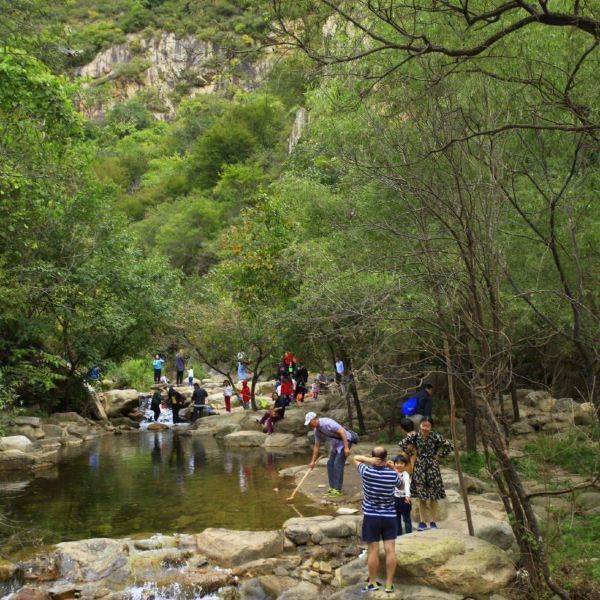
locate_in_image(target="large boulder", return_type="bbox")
[55,538,130,583]
[8,417,45,441]
[445,515,516,552]
[41,424,65,439]
[191,528,284,567]
[394,529,515,596]
[100,389,140,418]
[523,390,556,412]
[510,421,535,436]
[263,433,309,449]
[574,402,597,426]
[224,431,267,446]
[45,413,89,426]
[254,381,275,396]
[575,492,600,517]
[0,435,33,452]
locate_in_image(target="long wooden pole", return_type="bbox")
[286,469,312,502]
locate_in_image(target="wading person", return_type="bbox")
[150,388,163,422]
[354,447,400,594]
[306,412,351,497]
[168,385,185,424]
[398,416,453,531]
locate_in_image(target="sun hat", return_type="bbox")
[304,411,317,426]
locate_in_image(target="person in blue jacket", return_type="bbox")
[152,354,165,384]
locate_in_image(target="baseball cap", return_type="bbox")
[304,411,317,426]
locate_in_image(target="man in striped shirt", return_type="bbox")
[354,447,400,594]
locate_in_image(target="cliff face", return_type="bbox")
[76,31,273,117]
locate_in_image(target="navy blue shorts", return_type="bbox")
[362,515,398,543]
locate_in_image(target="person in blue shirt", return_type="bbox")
[354,447,400,594]
[152,354,165,384]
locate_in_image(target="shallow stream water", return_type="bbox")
[0,432,321,551]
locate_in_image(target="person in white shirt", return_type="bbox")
[335,356,344,383]
[223,380,233,413]
[187,368,194,386]
[391,455,413,535]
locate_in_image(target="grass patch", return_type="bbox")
[523,429,599,476]
[460,450,486,478]
[549,514,600,591]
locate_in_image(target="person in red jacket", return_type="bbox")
[280,374,294,406]
[241,380,251,410]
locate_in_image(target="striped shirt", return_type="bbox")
[357,463,400,517]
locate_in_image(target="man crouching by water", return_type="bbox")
[354,447,400,594]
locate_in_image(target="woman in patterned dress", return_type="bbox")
[398,416,453,531]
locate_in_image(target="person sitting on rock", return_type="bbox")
[258,392,286,435]
[191,383,209,421]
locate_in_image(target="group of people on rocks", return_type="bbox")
[304,384,452,594]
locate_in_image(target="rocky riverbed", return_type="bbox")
[1,383,596,598]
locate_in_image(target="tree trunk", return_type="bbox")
[443,336,475,536]
[510,379,521,422]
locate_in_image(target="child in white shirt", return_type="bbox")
[223,380,233,413]
[392,455,412,535]
[188,368,194,386]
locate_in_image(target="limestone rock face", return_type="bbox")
[224,431,267,446]
[192,528,284,567]
[0,435,34,452]
[56,538,130,583]
[395,529,515,596]
[101,389,140,418]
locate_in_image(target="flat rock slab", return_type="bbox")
[56,538,130,583]
[224,431,267,446]
[192,528,284,567]
[283,515,361,545]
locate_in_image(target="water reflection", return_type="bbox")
[0,432,324,549]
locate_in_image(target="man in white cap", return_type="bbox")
[305,411,351,497]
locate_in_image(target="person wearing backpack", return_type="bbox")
[403,384,434,428]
